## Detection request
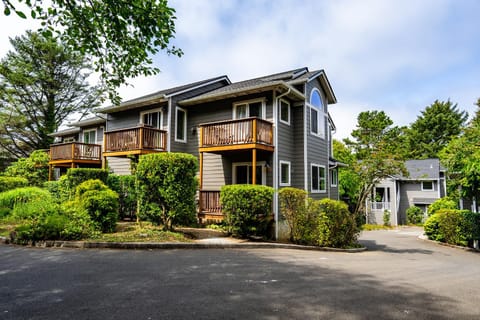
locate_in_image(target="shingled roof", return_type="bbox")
[396,159,446,180]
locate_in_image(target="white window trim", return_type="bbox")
[421,181,434,191]
[139,108,164,129]
[63,137,75,143]
[82,129,96,144]
[311,163,327,193]
[279,160,291,186]
[232,98,266,120]
[232,161,267,185]
[175,107,187,143]
[308,88,326,139]
[279,99,290,125]
[331,169,338,187]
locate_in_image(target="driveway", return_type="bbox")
[1,227,479,319]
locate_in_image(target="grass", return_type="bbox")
[87,222,192,243]
[361,224,395,231]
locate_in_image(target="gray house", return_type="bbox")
[49,67,340,239]
[368,159,447,225]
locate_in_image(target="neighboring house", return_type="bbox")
[48,116,105,180]
[49,67,340,239]
[367,159,447,225]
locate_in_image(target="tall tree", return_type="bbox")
[2,0,182,102]
[344,111,407,217]
[406,100,468,159]
[440,99,480,204]
[0,31,102,157]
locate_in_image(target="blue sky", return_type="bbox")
[1,0,479,139]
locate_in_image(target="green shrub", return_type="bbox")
[406,206,424,224]
[424,213,443,242]
[107,174,137,220]
[58,168,110,200]
[75,179,119,233]
[0,187,52,210]
[311,199,359,248]
[136,153,198,230]
[60,202,97,240]
[220,184,274,238]
[3,150,49,186]
[428,198,457,216]
[279,187,308,242]
[11,197,60,221]
[424,209,479,246]
[0,177,28,193]
[383,210,391,226]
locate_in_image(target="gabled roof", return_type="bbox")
[69,115,106,127]
[396,159,445,180]
[49,127,81,137]
[288,69,337,104]
[97,75,230,113]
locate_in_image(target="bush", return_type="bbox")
[3,150,49,186]
[0,177,28,193]
[136,153,198,230]
[279,187,308,242]
[107,174,137,220]
[58,168,110,200]
[428,197,457,216]
[424,213,443,242]
[75,179,119,233]
[10,197,60,221]
[221,184,274,238]
[406,206,424,224]
[0,187,52,210]
[383,210,391,226]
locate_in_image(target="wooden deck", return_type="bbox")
[103,126,167,157]
[198,190,223,222]
[49,142,102,166]
[199,118,274,153]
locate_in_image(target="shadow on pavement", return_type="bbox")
[359,239,435,254]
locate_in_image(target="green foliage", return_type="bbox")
[424,213,443,242]
[0,176,28,192]
[0,31,102,156]
[0,187,52,210]
[58,168,110,201]
[428,197,457,216]
[136,153,198,230]
[3,151,49,186]
[75,179,119,233]
[333,140,361,210]
[220,185,274,238]
[406,100,468,159]
[2,1,182,103]
[311,199,359,248]
[279,187,308,242]
[11,197,59,221]
[383,210,391,226]
[424,209,479,247]
[106,174,137,220]
[406,206,424,224]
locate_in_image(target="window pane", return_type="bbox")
[319,167,326,191]
[236,105,247,119]
[311,108,318,134]
[281,163,290,184]
[423,181,433,190]
[312,166,319,191]
[236,165,248,184]
[176,109,186,141]
[310,90,323,109]
[249,102,262,118]
[280,101,289,123]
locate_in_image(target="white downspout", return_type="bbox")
[274,87,291,240]
[167,99,172,152]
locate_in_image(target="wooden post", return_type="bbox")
[71,143,76,160]
[252,148,257,185]
[139,126,144,150]
[252,118,257,144]
[199,126,204,148]
[48,165,53,181]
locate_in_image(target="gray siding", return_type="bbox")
[106,102,168,131]
[106,157,131,175]
[398,181,440,224]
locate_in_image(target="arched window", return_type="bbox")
[309,89,325,138]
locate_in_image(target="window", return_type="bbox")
[232,162,266,185]
[83,129,96,144]
[140,108,163,129]
[279,99,290,125]
[63,137,75,143]
[309,89,325,138]
[331,168,338,187]
[175,107,187,143]
[311,164,326,193]
[279,161,291,186]
[233,99,266,119]
[422,181,434,191]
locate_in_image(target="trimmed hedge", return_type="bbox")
[55,168,110,201]
[221,184,274,238]
[0,177,28,193]
[428,197,457,216]
[279,187,308,242]
[136,153,198,230]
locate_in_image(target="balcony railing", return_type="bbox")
[200,118,273,148]
[371,202,391,211]
[199,190,222,214]
[50,142,101,162]
[104,126,167,153]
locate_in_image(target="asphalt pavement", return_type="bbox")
[1,227,479,319]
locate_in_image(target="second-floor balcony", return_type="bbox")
[103,126,167,157]
[199,117,274,153]
[371,202,391,211]
[49,142,102,165]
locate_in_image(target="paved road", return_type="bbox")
[1,227,479,319]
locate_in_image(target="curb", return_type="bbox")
[2,238,367,253]
[418,234,480,253]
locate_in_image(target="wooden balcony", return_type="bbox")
[49,142,102,166]
[199,118,274,153]
[103,126,167,157]
[198,190,223,222]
